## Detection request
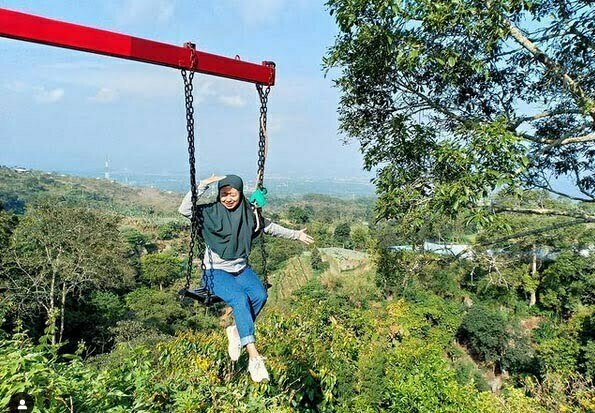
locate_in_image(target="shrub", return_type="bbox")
[458,305,508,364]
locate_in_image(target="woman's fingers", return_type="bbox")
[201,174,226,185]
[299,231,314,245]
[211,174,226,182]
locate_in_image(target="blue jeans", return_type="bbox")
[202,266,268,346]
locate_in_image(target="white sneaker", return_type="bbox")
[248,356,270,382]
[226,325,241,361]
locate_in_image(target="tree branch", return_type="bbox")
[554,132,595,146]
[478,218,588,247]
[505,20,595,122]
[493,206,595,221]
[567,22,595,52]
[512,110,585,129]
[538,132,595,154]
[525,178,595,202]
[397,79,469,125]
[571,164,595,200]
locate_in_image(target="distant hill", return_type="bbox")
[0,166,181,217]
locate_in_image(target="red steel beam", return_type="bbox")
[0,8,275,86]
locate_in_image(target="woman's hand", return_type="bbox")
[200,174,226,186]
[296,228,314,245]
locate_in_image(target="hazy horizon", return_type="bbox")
[1,2,373,182]
[1,163,376,198]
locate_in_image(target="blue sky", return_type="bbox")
[0,1,372,181]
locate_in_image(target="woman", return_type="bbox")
[179,174,313,382]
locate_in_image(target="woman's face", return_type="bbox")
[219,186,241,210]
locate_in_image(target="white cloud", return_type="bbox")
[116,0,175,24]
[218,95,246,108]
[5,81,65,104]
[34,88,65,104]
[234,0,284,25]
[42,62,107,71]
[89,87,119,103]
[226,0,312,26]
[59,65,180,99]
[34,57,276,110]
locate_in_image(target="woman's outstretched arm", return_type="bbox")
[263,219,314,245]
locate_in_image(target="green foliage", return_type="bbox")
[324,0,594,233]
[2,166,593,410]
[125,288,186,334]
[0,283,563,412]
[453,359,491,392]
[2,201,134,342]
[140,252,182,289]
[157,221,184,240]
[540,252,595,317]
[0,208,18,252]
[124,287,212,336]
[582,340,595,380]
[0,329,133,413]
[350,225,371,251]
[120,226,149,252]
[249,236,306,275]
[68,291,128,353]
[535,334,581,378]
[333,222,351,248]
[287,205,313,225]
[308,221,334,247]
[375,249,409,297]
[0,191,26,214]
[375,248,467,302]
[0,166,182,219]
[310,248,324,271]
[459,305,508,364]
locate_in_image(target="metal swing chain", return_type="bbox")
[256,84,271,287]
[181,44,211,296]
[256,84,270,190]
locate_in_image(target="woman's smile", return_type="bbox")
[219,186,241,210]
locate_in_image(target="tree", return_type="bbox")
[334,222,352,248]
[124,287,205,335]
[157,221,183,240]
[287,205,313,225]
[310,248,324,271]
[71,291,127,353]
[2,201,134,344]
[249,236,306,274]
[473,190,595,308]
[121,226,149,256]
[325,1,595,232]
[0,205,18,253]
[539,252,595,317]
[350,225,371,251]
[140,252,182,290]
[458,305,510,373]
[309,221,334,247]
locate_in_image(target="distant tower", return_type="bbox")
[104,156,110,180]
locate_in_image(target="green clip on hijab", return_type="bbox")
[199,175,258,260]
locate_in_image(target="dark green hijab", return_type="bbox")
[199,175,258,260]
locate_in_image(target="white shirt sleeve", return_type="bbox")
[178,183,210,218]
[262,218,300,240]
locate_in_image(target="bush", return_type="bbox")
[157,221,183,240]
[0,288,546,412]
[458,305,508,364]
[140,252,182,289]
[310,248,329,272]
